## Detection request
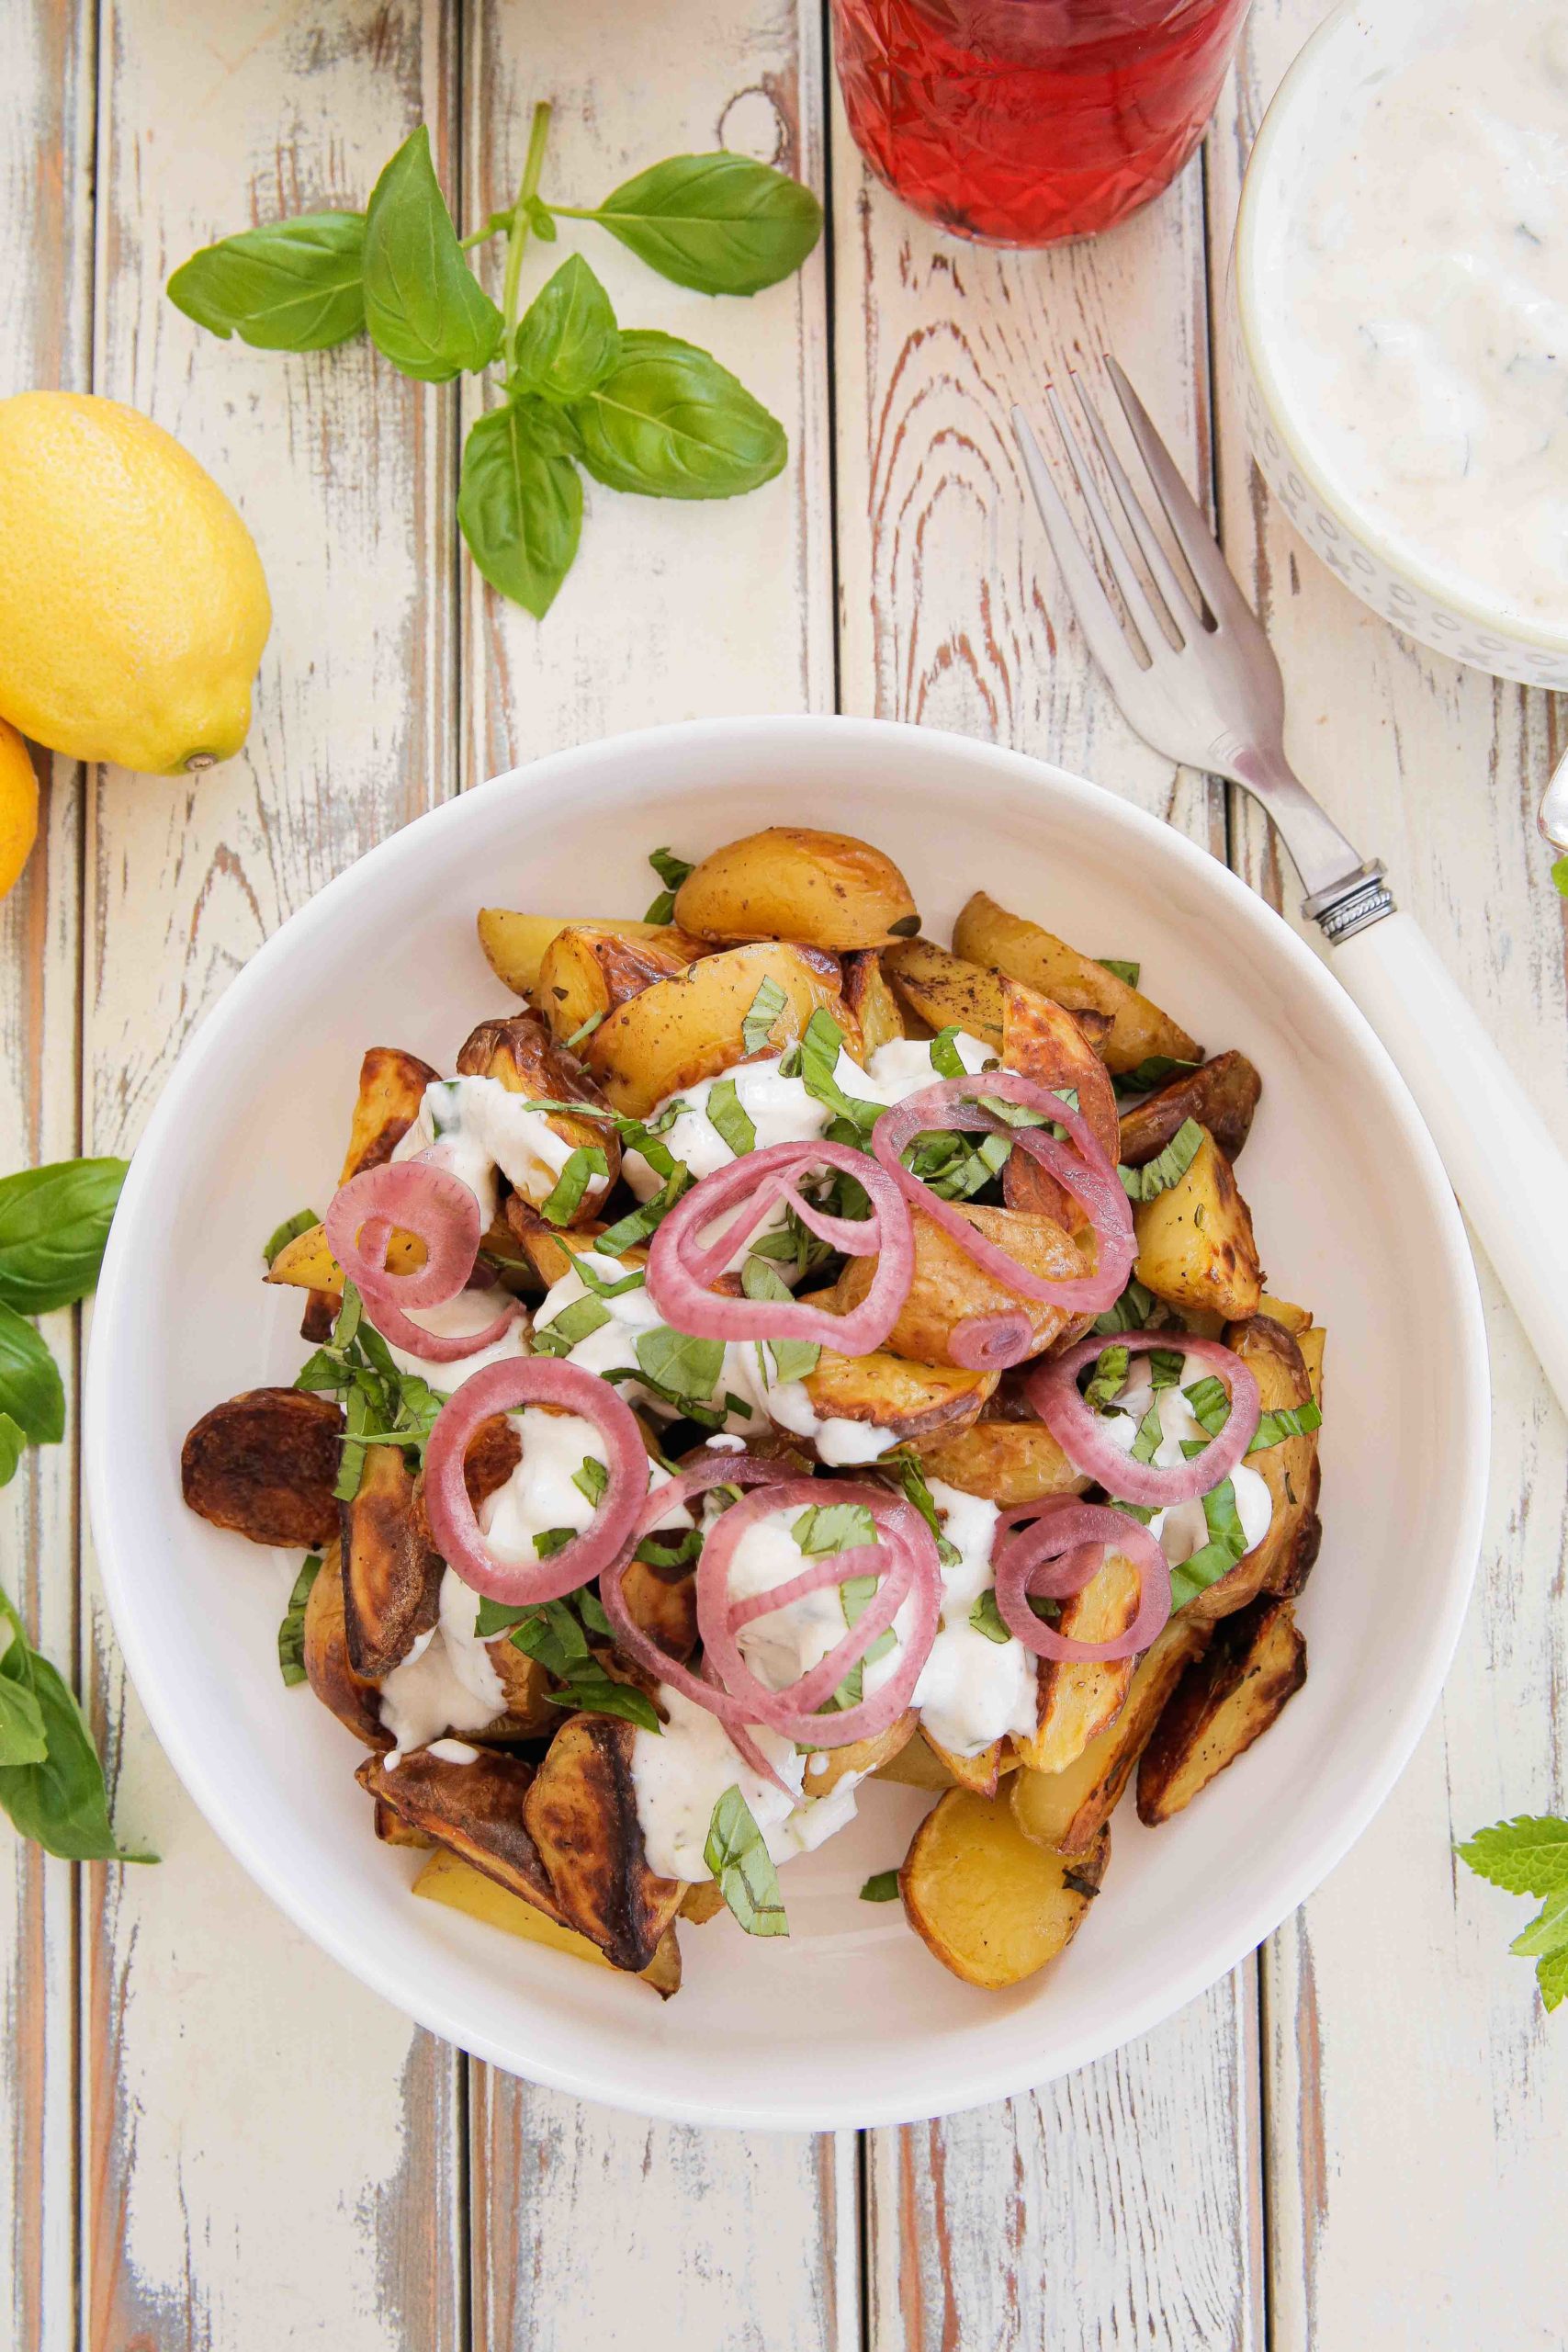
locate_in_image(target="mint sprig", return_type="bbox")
[1459,1815,1568,2011]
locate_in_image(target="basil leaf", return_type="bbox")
[1092,1276,1161,1336]
[1120,1117,1203,1204]
[860,1869,901,1902]
[0,1158,127,1315]
[799,1009,882,1142]
[277,1555,322,1687]
[457,402,582,619]
[567,1253,646,1301]
[0,1677,48,1769]
[878,1448,962,1567]
[1148,1348,1185,1391]
[968,1588,1012,1645]
[742,1255,793,1306]
[706,1077,756,1157]
[636,1324,725,1405]
[595,1162,691,1256]
[503,1596,591,1673]
[363,126,502,382]
[1129,1398,1166,1467]
[334,1384,372,1501]
[332,1281,363,1351]
[578,1588,613,1635]
[0,1589,153,1860]
[0,1413,24,1487]
[0,1305,63,1446]
[572,1453,609,1506]
[565,1012,604,1051]
[643,845,694,923]
[262,1206,319,1270]
[1250,1399,1324,1452]
[1183,1374,1231,1437]
[1097,957,1140,989]
[167,213,367,351]
[532,1294,612,1354]
[579,153,822,296]
[1169,1479,1249,1610]
[1083,1344,1129,1412]
[740,1259,818,1384]
[539,1144,608,1227]
[1116,1055,1201,1097]
[532,1527,579,1559]
[793,1500,877,1556]
[928,1026,966,1080]
[705,1785,789,1936]
[546,1671,662,1733]
[511,253,619,401]
[570,330,786,500]
[741,976,789,1056]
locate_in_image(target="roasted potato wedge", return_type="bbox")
[900,1791,1109,1988]
[617,1555,699,1663]
[265,1218,424,1295]
[840,948,908,1054]
[1298,1323,1325,1404]
[883,937,1004,1050]
[339,1442,442,1678]
[834,1200,1085,1368]
[1118,1048,1261,1167]
[358,1746,569,1918]
[1179,1312,1322,1621]
[874,1736,961,1792]
[1258,1293,1311,1335]
[1134,1127,1263,1320]
[1010,1614,1208,1855]
[456,1012,621,1211]
[673,827,919,950]
[801,1709,919,1799]
[303,1544,389,1747]
[998,975,1121,1226]
[522,1713,685,1973]
[587,942,856,1117]
[920,1728,1005,1797]
[181,1387,344,1548]
[412,1847,682,1996]
[339,1046,441,1181]
[679,1878,728,1925]
[477,910,684,1000]
[952,891,1201,1077]
[919,1400,1088,1508]
[801,1341,996,1453]
[374,1798,434,1849]
[1136,1596,1306,1825]
[536,923,702,1047]
[1013,1546,1144,1775]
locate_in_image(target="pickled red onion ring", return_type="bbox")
[424,1358,648,1606]
[1027,1331,1260,1508]
[951,1311,1036,1371]
[646,1140,914,1356]
[990,1498,1171,1662]
[323,1159,519,1363]
[871,1074,1134,1337]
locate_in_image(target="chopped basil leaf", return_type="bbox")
[878,1448,962,1566]
[1096,957,1140,989]
[1148,1347,1185,1391]
[644,844,694,923]
[1115,1055,1201,1097]
[793,1499,877,1555]
[976,1091,1053,1130]
[860,1869,901,1902]
[1092,1276,1162,1336]
[567,1253,647,1300]
[332,1280,363,1352]
[595,1162,690,1256]
[276,1554,322,1685]
[1119,1117,1203,1204]
[1129,1398,1166,1467]
[776,1041,803,1079]
[546,1672,662,1731]
[1249,1398,1323,1451]
[633,1526,703,1571]
[533,1526,578,1558]
[635,1323,726,1405]
[578,1588,613,1635]
[827,1566,896,1710]
[1183,1374,1231,1436]
[1169,1478,1248,1609]
[766,1336,820,1385]
[572,1454,608,1506]
[334,1383,373,1499]
[706,1076,757,1157]
[740,976,789,1056]
[1083,1344,1130,1412]
[799,1008,883,1143]
[705,1786,789,1936]
[928,1025,966,1080]
[969,1588,1011,1644]
[564,1012,605,1051]
[263,1206,320,1268]
[598,1363,728,1430]
[887,914,921,938]
[539,1144,609,1227]
[532,1293,612,1354]
[903,1126,1010,1203]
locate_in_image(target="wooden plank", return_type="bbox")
[0,7,96,2346]
[1211,6,1568,2346]
[457,6,852,2342]
[79,5,466,2346]
[830,68,1263,2352]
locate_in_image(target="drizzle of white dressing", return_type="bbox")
[379,1288,531,1389]
[477,1404,692,1566]
[425,1738,479,1765]
[378,1620,505,1761]
[532,1249,672,1409]
[1096,1354,1274,1567]
[1268,1,1568,628]
[629,1681,863,1881]
[719,1498,913,1702]
[393,1072,607,1227]
[910,1479,1039,1758]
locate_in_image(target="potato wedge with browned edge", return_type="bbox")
[801,1340,996,1453]
[1179,1312,1324,1618]
[883,937,1004,1049]
[802,1709,919,1798]
[182,1387,344,1548]
[374,1799,434,1849]
[522,1714,685,1972]
[456,1012,621,1210]
[588,943,857,1117]
[304,1544,389,1748]
[412,1847,681,1996]
[1010,1614,1209,1855]
[673,827,919,950]
[536,923,702,1047]
[919,1393,1089,1508]
[840,948,908,1054]
[1118,1048,1261,1167]
[920,1727,1005,1797]
[998,975,1121,1226]
[900,1791,1109,1987]
[874,1736,960,1792]
[1134,1126,1263,1320]
[1013,1546,1145,1775]
[477,910,683,1000]
[339,1442,442,1678]
[1136,1596,1306,1826]
[358,1745,569,1919]
[952,890,1201,1076]
[834,1199,1085,1368]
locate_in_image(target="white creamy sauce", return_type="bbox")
[380,1288,531,1390]
[1097,1355,1274,1568]
[910,1479,1039,1758]
[1271,2,1568,626]
[629,1681,863,1881]
[393,1072,607,1227]
[478,1404,692,1566]
[424,1738,479,1765]
[718,1498,913,1702]
[378,1612,504,1760]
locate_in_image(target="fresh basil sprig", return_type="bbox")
[705,1785,789,1936]
[167,214,367,351]
[549,153,823,296]
[0,1157,129,1314]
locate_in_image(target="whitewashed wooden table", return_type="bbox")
[4,2,1566,2344]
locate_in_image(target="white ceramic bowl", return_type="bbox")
[1230,0,1568,690]
[85,716,1489,2131]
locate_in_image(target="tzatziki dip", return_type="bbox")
[1264,0,1568,630]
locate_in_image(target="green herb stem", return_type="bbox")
[501,102,554,349]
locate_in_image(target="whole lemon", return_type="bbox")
[0,717,39,899]
[0,393,271,775]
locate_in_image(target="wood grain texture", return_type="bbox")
[79,4,465,2346]
[0,8,96,2347]
[1211,6,1568,2347]
[829,62,1261,2352]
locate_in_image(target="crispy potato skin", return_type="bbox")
[998,976,1122,1227]
[1135,1597,1306,1825]
[522,1714,684,1973]
[536,924,701,1047]
[900,1792,1109,1988]
[920,1728,1005,1797]
[477,910,682,1000]
[1133,1126,1263,1321]
[952,891,1201,1075]
[919,1409,1088,1508]
[374,1798,434,1849]
[1118,1049,1261,1167]
[840,948,908,1053]
[619,1555,699,1663]
[883,937,1004,1049]
[182,1387,344,1548]
[304,1544,390,1748]
[340,1046,441,1182]
[1177,1313,1323,1618]
[412,1848,682,1996]
[802,1710,919,1798]
[359,1746,570,1920]
[834,1200,1084,1368]
[1010,1615,1210,1854]
[456,1012,621,1210]
[339,1443,443,1678]
[673,827,919,950]
[587,942,857,1117]
[1014,1548,1144,1775]
[801,1341,996,1450]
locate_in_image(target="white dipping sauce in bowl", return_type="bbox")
[1259,0,1568,634]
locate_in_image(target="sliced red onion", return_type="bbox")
[425,1359,649,1606]
[1027,1331,1260,1508]
[951,1311,1036,1371]
[646,1139,914,1356]
[990,1498,1171,1663]
[871,1074,1135,1342]
[324,1159,519,1363]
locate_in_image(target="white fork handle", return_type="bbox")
[1333,910,1568,1414]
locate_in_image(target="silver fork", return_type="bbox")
[1014,362,1568,1417]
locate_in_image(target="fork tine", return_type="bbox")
[1068,373,1203,639]
[1104,356,1263,639]
[1011,408,1152,692]
[1043,384,1173,658]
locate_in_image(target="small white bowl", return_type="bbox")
[85,716,1488,2131]
[1231,0,1568,689]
